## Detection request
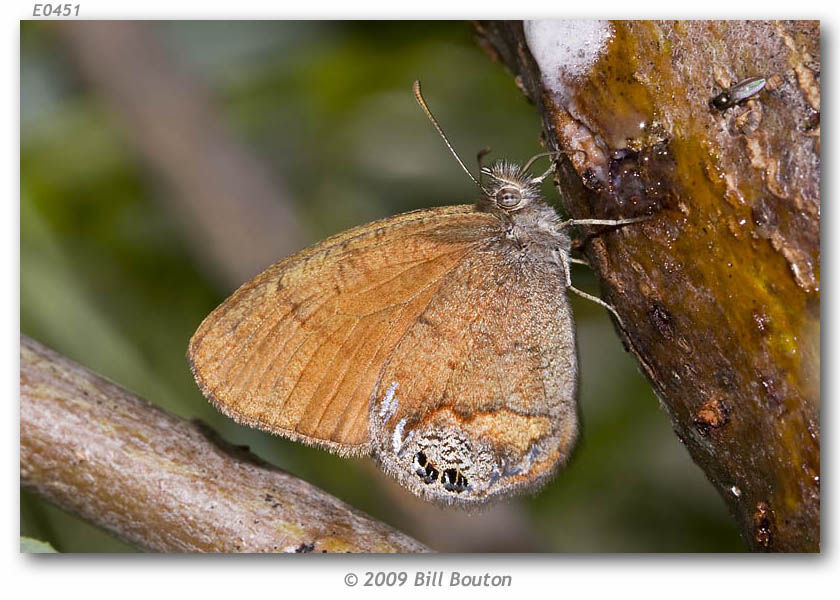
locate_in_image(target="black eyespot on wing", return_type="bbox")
[424,464,439,484]
[456,472,468,489]
[414,451,440,484]
[442,468,468,493]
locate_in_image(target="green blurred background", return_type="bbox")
[20,20,745,552]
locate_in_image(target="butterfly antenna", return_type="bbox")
[413,80,488,194]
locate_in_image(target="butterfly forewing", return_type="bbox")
[188,206,499,454]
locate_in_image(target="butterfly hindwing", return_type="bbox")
[367,242,579,504]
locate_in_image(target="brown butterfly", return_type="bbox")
[188,81,642,506]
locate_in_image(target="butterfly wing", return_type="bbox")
[188,206,501,456]
[367,240,578,505]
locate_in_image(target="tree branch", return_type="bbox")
[475,20,820,552]
[20,334,429,553]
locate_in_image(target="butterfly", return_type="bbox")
[188,81,643,506]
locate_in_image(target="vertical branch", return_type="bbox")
[475,20,820,552]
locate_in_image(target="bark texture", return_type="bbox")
[20,335,429,553]
[474,20,820,552]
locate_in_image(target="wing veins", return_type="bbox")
[336,243,485,439]
[305,315,383,434]
[200,209,471,372]
[228,245,465,390]
[383,249,488,424]
[271,312,344,414]
[208,287,315,378]
[289,318,360,434]
[337,247,467,306]
[280,245,467,419]
[240,290,333,395]
[227,289,325,392]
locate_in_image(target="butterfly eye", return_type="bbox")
[496,187,522,209]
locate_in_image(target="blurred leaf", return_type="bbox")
[20,537,58,553]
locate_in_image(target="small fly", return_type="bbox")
[710,77,767,111]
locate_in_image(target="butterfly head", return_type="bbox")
[476,159,567,247]
[412,81,559,230]
[480,160,544,214]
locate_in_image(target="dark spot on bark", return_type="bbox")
[602,143,674,218]
[295,542,315,553]
[608,149,646,217]
[418,314,434,326]
[693,396,730,435]
[581,168,604,192]
[715,365,737,390]
[800,107,820,132]
[753,501,775,548]
[649,302,674,339]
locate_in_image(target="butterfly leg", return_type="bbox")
[531,161,556,184]
[559,216,650,229]
[522,151,553,173]
[523,148,590,176]
[567,285,625,328]
[558,250,625,328]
